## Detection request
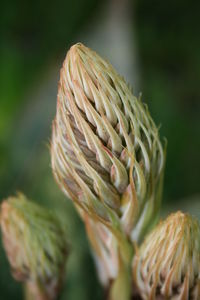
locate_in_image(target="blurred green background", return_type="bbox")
[0,0,200,299]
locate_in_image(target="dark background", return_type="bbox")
[0,0,200,299]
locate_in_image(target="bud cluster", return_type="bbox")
[2,43,199,300]
[50,42,200,300]
[51,42,165,240]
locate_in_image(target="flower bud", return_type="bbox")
[0,193,68,300]
[132,211,200,300]
[51,42,165,244]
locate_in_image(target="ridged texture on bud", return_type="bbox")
[132,211,200,300]
[0,194,68,300]
[51,43,165,242]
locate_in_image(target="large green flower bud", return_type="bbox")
[0,193,68,300]
[132,211,200,300]
[51,43,165,243]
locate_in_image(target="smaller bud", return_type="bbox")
[0,193,68,300]
[132,211,200,300]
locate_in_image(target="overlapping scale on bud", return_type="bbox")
[51,43,165,243]
[0,193,68,300]
[132,211,200,300]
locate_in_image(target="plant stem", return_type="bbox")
[24,282,49,300]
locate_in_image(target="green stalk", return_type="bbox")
[109,254,132,300]
[107,229,134,300]
[24,282,49,300]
